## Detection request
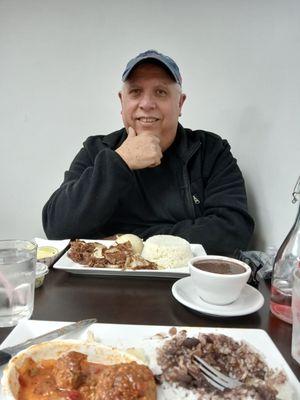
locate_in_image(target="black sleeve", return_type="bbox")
[42,141,134,239]
[132,138,254,256]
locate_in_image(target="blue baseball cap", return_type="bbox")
[122,50,182,86]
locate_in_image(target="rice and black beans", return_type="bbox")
[156,329,286,400]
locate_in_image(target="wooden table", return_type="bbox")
[0,268,299,379]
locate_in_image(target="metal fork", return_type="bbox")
[193,355,242,391]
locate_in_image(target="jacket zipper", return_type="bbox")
[193,195,200,204]
[182,145,200,219]
[183,166,196,219]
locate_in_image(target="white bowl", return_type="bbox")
[189,256,251,305]
[35,262,49,288]
[36,245,59,267]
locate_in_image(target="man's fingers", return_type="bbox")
[127,126,137,138]
[118,128,163,169]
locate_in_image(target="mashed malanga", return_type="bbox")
[141,235,193,268]
[115,234,144,255]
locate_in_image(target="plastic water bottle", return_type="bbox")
[270,176,300,324]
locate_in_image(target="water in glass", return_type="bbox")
[0,242,36,327]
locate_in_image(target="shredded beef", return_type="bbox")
[68,240,158,270]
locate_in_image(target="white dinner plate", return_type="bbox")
[54,240,206,278]
[172,276,265,317]
[0,320,299,399]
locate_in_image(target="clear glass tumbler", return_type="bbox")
[0,240,37,327]
[292,267,300,364]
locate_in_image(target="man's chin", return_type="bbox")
[135,127,161,136]
[135,120,160,130]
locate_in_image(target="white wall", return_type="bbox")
[0,0,299,250]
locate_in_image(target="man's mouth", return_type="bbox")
[136,117,160,123]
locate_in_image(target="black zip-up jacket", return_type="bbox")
[42,124,254,255]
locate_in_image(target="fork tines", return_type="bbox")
[193,355,242,391]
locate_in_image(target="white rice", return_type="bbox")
[157,383,198,400]
[141,235,193,268]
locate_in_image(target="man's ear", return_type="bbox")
[118,91,124,116]
[179,93,186,113]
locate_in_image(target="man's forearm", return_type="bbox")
[42,148,134,239]
[132,209,254,256]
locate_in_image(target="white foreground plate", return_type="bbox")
[172,277,265,317]
[0,320,299,399]
[54,240,206,278]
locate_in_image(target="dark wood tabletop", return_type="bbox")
[0,268,299,379]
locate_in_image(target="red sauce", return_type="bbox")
[17,351,156,400]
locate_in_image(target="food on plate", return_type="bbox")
[18,356,155,400]
[1,329,295,400]
[141,235,193,268]
[67,240,158,270]
[2,339,156,400]
[155,329,291,400]
[67,234,194,270]
[116,234,144,255]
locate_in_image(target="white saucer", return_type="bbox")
[172,277,264,317]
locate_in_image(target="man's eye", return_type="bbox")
[129,89,141,95]
[156,89,167,96]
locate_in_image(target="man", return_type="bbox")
[42,50,254,255]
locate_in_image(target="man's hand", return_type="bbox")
[115,127,163,170]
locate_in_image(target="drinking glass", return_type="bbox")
[292,267,300,364]
[0,240,37,327]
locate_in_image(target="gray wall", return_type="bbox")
[0,0,299,250]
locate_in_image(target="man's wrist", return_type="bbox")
[115,148,131,169]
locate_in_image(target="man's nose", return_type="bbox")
[138,93,156,110]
